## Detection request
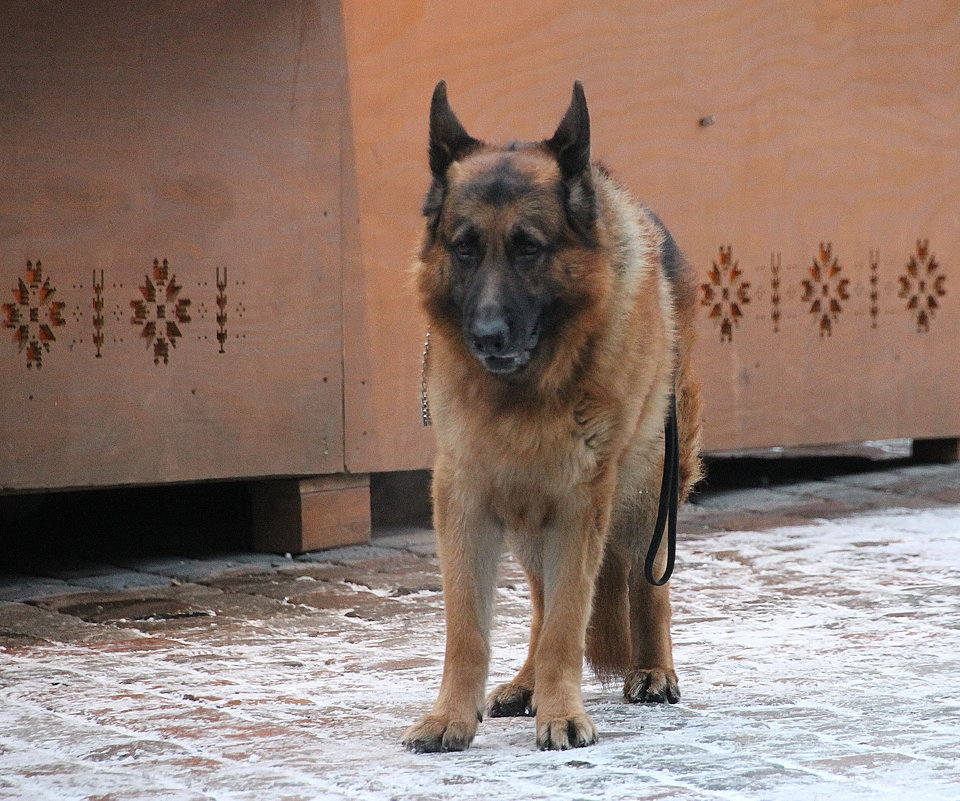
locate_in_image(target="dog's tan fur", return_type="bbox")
[403,82,702,752]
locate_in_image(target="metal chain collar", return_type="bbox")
[420,331,432,426]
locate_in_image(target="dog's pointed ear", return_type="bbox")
[545,82,596,240]
[429,81,481,179]
[545,81,591,181]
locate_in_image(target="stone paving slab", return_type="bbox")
[0,600,146,646]
[0,576,76,603]
[774,478,934,510]
[111,553,297,583]
[65,570,175,592]
[0,462,958,801]
[369,526,440,557]
[828,464,960,504]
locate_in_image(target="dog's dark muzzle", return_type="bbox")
[467,310,540,376]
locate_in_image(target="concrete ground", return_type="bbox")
[1,459,959,800]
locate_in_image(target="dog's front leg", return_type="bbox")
[532,487,611,750]
[402,473,502,753]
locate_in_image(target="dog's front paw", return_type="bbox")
[402,715,478,753]
[486,681,534,717]
[535,712,598,750]
[624,667,680,704]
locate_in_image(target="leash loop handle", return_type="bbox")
[644,391,680,586]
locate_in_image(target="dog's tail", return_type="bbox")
[585,547,632,680]
[677,363,704,502]
[673,254,704,502]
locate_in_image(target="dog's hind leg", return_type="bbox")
[624,555,680,704]
[402,466,504,753]
[486,567,542,717]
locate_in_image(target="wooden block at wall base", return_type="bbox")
[912,438,960,464]
[251,474,371,554]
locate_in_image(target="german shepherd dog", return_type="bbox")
[403,81,702,752]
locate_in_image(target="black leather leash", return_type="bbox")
[644,391,680,586]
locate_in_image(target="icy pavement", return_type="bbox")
[1,463,960,801]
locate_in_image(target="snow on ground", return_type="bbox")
[1,507,959,800]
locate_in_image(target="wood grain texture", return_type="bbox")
[251,474,371,554]
[340,0,960,467]
[2,1,958,492]
[1,1,347,490]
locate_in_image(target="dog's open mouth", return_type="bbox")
[481,351,532,375]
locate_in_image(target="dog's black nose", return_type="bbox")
[469,312,511,357]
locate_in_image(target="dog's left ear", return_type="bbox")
[546,81,591,179]
[545,82,596,236]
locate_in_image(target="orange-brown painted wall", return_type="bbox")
[2,1,957,490]
[340,0,960,471]
[1,1,348,489]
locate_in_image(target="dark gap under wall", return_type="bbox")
[0,482,253,570]
[370,469,432,530]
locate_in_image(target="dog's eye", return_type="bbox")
[513,236,544,262]
[451,240,478,264]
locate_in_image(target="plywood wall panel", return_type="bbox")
[2,1,957,492]
[339,0,960,469]
[1,1,346,490]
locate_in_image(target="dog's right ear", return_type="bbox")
[424,81,481,235]
[429,81,481,179]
